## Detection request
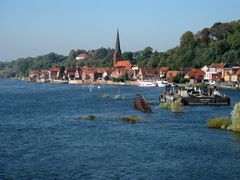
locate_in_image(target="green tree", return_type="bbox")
[180,31,196,48]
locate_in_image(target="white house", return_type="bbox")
[76,53,88,60]
[201,65,210,81]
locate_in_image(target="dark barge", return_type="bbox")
[134,94,152,113]
[160,84,230,106]
[181,95,230,106]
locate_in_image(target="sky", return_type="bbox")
[0,0,240,61]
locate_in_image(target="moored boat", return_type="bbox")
[138,80,156,87]
[156,80,169,87]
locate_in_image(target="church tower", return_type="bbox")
[113,29,122,67]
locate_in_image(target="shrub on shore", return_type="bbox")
[122,116,140,124]
[207,117,231,129]
[170,99,183,113]
[230,102,240,132]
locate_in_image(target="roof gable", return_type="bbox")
[115,60,132,68]
[210,63,227,69]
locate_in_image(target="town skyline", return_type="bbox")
[1,0,240,61]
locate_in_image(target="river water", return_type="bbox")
[1,79,240,179]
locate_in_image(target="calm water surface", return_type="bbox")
[1,79,240,179]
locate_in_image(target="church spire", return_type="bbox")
[113,29,122,67]
[115,29,121,54]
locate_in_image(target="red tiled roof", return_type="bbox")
[141,68,155,76]
[82,67,109,75]
[77,53,88,58]
[212,73,222,81]
[96,67,107,73]
[105,69,113,76]
[111,68,127,76]
[40,70,49,75]
[49,67,60,72]
[29,70,39,74]
[230,68,240,75]
[166,70,179,78]
[82,66,88,69]
[115,60,132,68]
[159,67,169,72]
[65,67,77,75]
[185,69,205,79]
[83,68,95,75]
[210,63,226,69]
[236,69,240,75]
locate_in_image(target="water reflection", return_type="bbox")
[232,132,240,143]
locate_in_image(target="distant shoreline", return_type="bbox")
[2,78,240,90]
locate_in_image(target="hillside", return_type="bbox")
[1,19,240,78]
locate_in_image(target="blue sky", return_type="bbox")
[0,0,240,61]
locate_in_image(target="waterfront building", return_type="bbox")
[65,67,78,80]
[158,67,169,79]
[76,53,88,60]
[29,70,40,82]
[184,69,205,84]
[132,65,139,80]
[48,66,60,81]
[81,66,95,80]
[137,67,157,80]
[39,70,49,82]
[208,63,228,81]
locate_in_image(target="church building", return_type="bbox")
[113,30,132,71]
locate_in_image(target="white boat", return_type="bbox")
[138,80,156,87]
[156,80,168,87]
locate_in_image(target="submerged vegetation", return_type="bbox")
[160,100,183,113]
[79,114,141,124]
[122,116,140,124]
[80,114,96,121]
[114,94,125,100]
[160,102,171,109]
[101,93,111,98]
[100,92,125,100]
[170,99,183,113]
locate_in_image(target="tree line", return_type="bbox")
[0,19,240,78]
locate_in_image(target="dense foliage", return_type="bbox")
[0,53,67,78]
[1,19,240,78]
[135,20,240,69]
